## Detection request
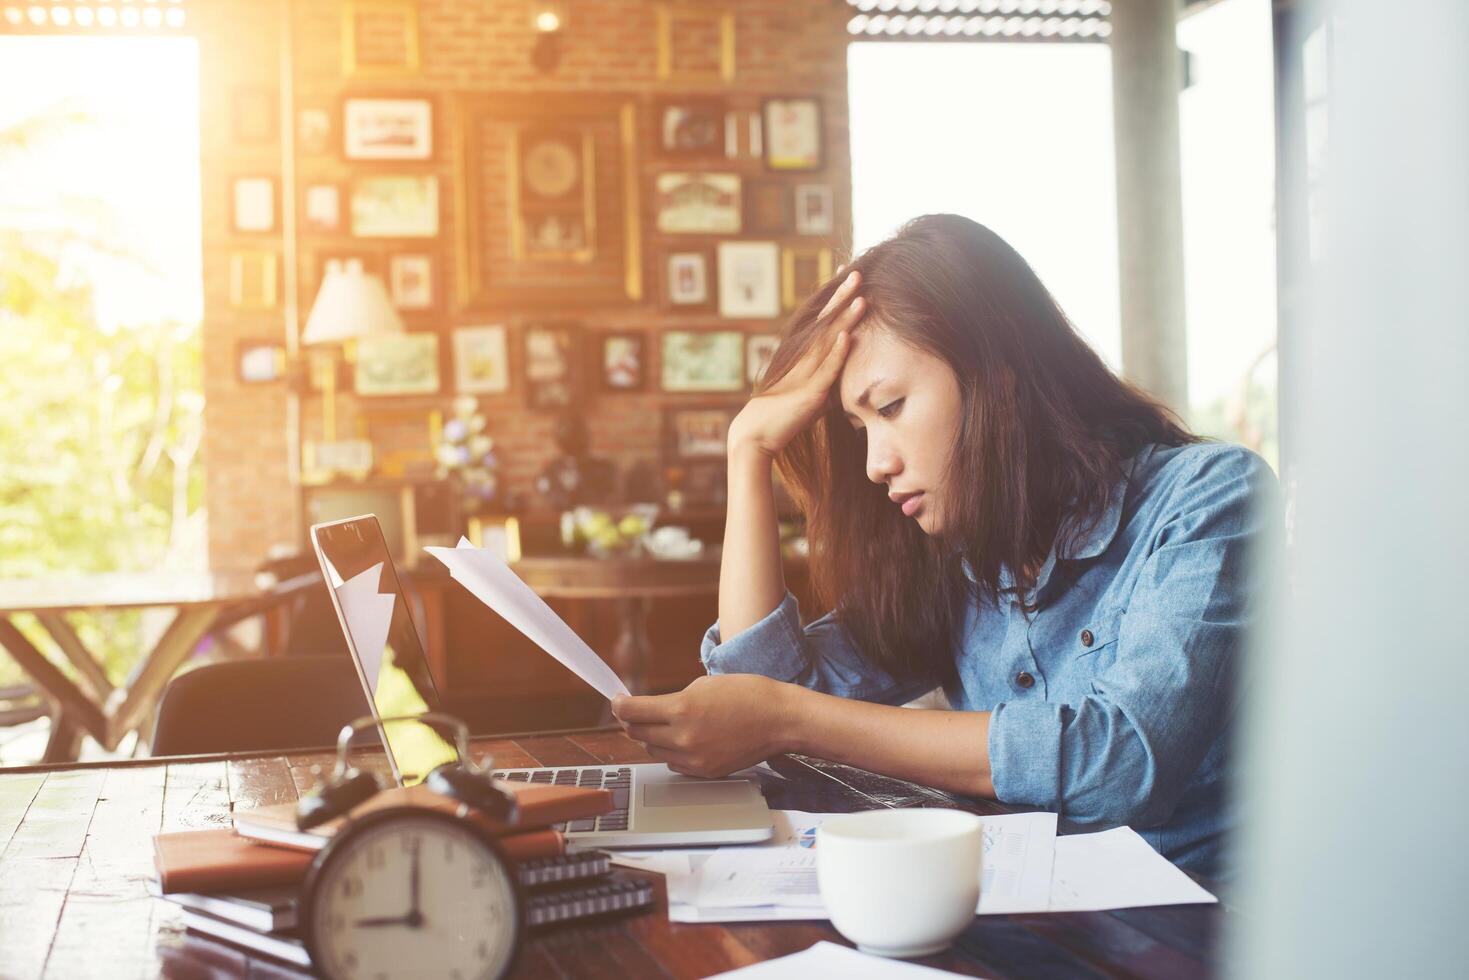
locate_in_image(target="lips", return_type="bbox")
[889,491,924,517]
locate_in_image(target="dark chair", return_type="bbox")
[150,656,371,757]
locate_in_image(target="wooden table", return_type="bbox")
[510,557,722,693]
[0,572,267,763]
[0,728,1223,979]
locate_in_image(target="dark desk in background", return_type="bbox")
[0,729,1223,979]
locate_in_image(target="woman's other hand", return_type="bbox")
[726,270,867,459]
[611,675,797,779]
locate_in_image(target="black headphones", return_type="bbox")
[295,711,518,830]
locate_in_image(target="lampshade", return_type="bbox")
[301,258,405,346]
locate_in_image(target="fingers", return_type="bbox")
[622,721,676,749]
[810,330,851,391]
[610,693,679,724]
[819,269,860,322]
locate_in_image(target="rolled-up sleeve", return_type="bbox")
[701,592,933,705]
[989,446,1278,827]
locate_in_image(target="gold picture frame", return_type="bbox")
[342,0,421,77]
[228,250,278,310]
[655,4,735,83]
[508,126,598,263]
[782,245,835,311]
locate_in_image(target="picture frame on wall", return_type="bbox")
[746,181,791,235]
[387,252,435,310]
[350,175,438,237]
[237,340,286,384]
[232,177,276,234]
[661,330,746,393]
[794,183,835,236]
[303,183,342,232]
[665,404,738,460]
[298,107,332,155]
[746,333,780,388]
[658,98,725,157]
[654,173,741,234]
[452,324,510,395]
[717,241,781,319]
[524,323,579,410]
[228,250,277,310]
[354,333,441,396]
[782,245,836,310]
[343,97,433,160]
[601,332,646,392]
[763,97,822,172]
[666,251,711,307]
[342,0,421,77]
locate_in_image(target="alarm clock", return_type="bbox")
[301,806,523,980]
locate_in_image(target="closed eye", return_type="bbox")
[877,398,904,419]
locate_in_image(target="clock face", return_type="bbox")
[522,139,580,199]
[305,810,520,980]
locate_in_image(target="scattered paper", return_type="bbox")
[333,562,395,696]
[695,847,823,909]
[425,539,629,700]
[977,812,1056,914]
[1048,826,1218,912]
[707,941,973,978]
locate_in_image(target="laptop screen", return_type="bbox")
[310,515,458,786]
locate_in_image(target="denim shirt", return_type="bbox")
[700,442,1278,879]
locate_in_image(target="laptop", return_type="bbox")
[309,514,774,847]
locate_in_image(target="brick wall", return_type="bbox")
[200,0,853,569]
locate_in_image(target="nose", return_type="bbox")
[865,429,902,486]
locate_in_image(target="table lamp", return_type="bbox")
[300,258,403,478]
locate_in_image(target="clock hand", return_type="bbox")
[407,837,424,928]
[353,915,413,928]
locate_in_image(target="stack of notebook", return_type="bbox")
[150,779,651,969]
[152,851,654,969]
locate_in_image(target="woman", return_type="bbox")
[612,214,1276,876]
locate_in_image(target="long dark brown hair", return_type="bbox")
[767,214,1196,686]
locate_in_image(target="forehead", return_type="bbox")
[837,327,928,410]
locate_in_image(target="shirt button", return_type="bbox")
[1080,629,1095,647]
[1016,671,1035,689]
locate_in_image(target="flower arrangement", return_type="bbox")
[435,396,502,514]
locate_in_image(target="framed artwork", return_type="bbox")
[717,241,781,319]
[658,99,725,157]
[342,0,421,77]
[237,340,285,384]
[459,93,643,308]
[452,325,510,395]
[523,323,580,410]
[655,173,741,234]
[350,175,438,238]
[661,330,745,393]
[511,125,595,261]
[343,97,433,160]
[746,181,791,235]
[232,177,276,234]
[228,250,277,310]
[724,109,762,161]
[764,97,823,172]
[666,251,712,308]
[654,4,735,83]
[298,107,332,155]
[232,87,277,145]
[746,333,780,387]
[782,245,836,310]
[354,333,440,396]
[387,252,435,310]
[665,404,737,460]
[601,332,646,392]
[303,183,342,232]
[794,184,834,236]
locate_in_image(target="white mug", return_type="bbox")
[815,808,983,958]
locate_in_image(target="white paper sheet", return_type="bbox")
[425,539,629,700]
[616,809,1057,924]
[1048,826,1218,912]
[708,941,973,979]
[334,562,395,697]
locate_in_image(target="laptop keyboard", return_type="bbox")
[496,766,632,834]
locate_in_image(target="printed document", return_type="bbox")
[1048,826,1218,911]
[425,539,629,700]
